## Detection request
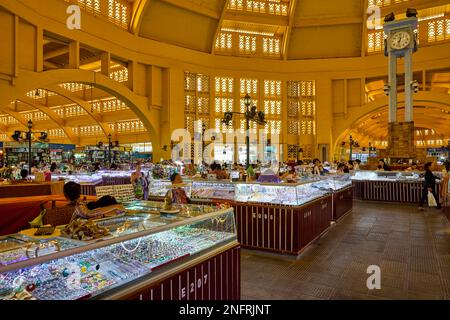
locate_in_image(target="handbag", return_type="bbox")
[427,191,437,207]
[29,208,47,228]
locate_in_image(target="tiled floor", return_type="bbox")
[241,201,450,300]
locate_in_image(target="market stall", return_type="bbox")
[148,177,353,255]
[0,202,239,300]
[351,170,441,203]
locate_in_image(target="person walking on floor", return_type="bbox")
[418,162,441,211]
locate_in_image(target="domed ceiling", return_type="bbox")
[136,0,450,60]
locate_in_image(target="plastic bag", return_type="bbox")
[428,191,437,207]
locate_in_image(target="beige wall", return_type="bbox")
[0,0,449,161]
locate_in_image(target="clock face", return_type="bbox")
[390,31,411,50]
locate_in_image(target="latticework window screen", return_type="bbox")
[228,0,289,16]
[184,72,211,161]
[214,77,234,134]
[287,80,316,159]
[263,80,282,136]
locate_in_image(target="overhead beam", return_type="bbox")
[17,97,79,144]
[211,0,230,54]
[0,121,8,132]
[43,84,112,138]
[44,61,61,69]
[223,11,288,27]
[79,54,102,66]
[282,0,297,60]
[361,0,368,57]
[68,41,80,69]
[376,0,450,16]
[293,16,363,28]
[159,0,220,19]
[43,47,69,60]
[0,108,31,129]
[130,0,152,34]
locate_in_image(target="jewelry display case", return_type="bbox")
[351,170,422,182]
[310,174,352,192]
[351,171,440,203]
[0,203,239,300]
[234,182,329,206]
[148,180,192,199]
[191,181,235,201]
[232,182,332,256]
[51,173,103,185]
[309,175,353,221]
[51,173,103,195]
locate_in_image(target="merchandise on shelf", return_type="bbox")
[309,174,352,191]
[191,181,235,200]
[0,203,236,300]
[350,170,424,182]
[148,180,192,198]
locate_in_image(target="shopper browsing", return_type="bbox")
[418,162,441,211]
[131,163,144,199]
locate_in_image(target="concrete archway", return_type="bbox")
[0,69,159,143]
[332,91,450,155]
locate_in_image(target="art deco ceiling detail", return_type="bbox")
[136,0,450,60]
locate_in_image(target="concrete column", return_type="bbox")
[68,41,80,69]
[100,52,110,76]
[404,50,413,122]
[388,53,397,123]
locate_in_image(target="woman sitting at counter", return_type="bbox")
[377,159,391,171]
[166,173,190,204]
[281,169,297,183]
[64,181,123,221]
[17,169,30,182]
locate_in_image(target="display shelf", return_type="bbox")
[0,204,237,300]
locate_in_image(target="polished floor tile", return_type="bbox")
[241,201,450,300]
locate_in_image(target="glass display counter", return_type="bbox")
[145,178,352,256]
[0,202,239,300]
[350,170,440,203]
[351,170,422,182]
[234,182,328,206]
[310,174,352,192]
[51,173,103,195]
[191,181,235,201]
[148,180,192,198]
[51,173,103,185]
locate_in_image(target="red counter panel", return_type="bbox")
[125,245,240,300]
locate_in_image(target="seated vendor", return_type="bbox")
[64,181,123,221]
[17,169,30,182]
[167,173,190,204]
[281,169,297,183]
